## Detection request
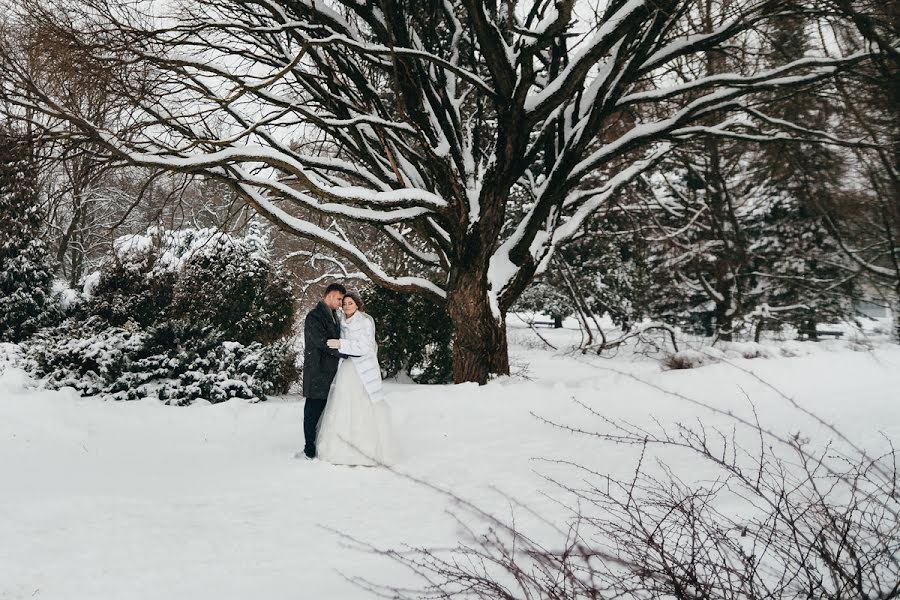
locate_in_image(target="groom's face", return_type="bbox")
[324,291,344,310]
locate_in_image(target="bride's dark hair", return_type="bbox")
[344,290,365,312]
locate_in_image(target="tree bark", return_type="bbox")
[446,271,510,385]
[893,293,900,343]
[714,295,734,342]
[800,317,819,341]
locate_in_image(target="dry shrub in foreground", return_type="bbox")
[352,388,899,599]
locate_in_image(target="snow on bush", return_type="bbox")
[88,227,220,327]
[89,225,293,342]
[0,131,61,341]
[25,318,148,396]
[663,348,721,370]
[17,224,299,404]
[170,231,294,344]
[0,341,24,370]
[23,318,298,404]
[52,280,82,312]
[663,341,812,369]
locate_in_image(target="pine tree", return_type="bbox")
[0,127,58,342]
[748,16,856,337]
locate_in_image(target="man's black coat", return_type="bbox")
[302,300,342,398]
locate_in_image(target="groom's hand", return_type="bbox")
[326,339,341,349]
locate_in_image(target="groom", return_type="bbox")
[301,282,346,459]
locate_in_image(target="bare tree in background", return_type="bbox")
[0,0,892,382]
[0,14,270,285]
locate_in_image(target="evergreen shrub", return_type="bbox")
[363,286,453,384]
[0,128,61,341]
[25,317,298,404]
[22,226,299,404]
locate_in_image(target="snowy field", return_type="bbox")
[2,324,899,599]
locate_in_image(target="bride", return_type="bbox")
[317,290,393,466]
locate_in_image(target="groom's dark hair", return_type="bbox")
[324,282,347,296]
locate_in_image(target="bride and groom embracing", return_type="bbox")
[299,283,393,466]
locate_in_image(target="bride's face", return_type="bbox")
[342,296,358,318]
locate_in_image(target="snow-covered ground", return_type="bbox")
[2,324,898,599]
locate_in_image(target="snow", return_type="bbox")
[523,0,646,113]
[1,326,898,598]
[80,271,101,300]
[119,145,447,210]
[51,281,79,311]
[237,182,447,299]
[529,4,558,37]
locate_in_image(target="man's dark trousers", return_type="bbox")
[303,397,328,458]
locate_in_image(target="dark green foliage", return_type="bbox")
[0,128,60,341]
[560,230,652,331]
[246,339,301,396]
[171,237,294,344]
[20,226,300,404]
[90,260,176,327]
[88,227,294,343]
[587,240,651,331]
[25,317,148,396]
[24,317,299,404]
[364,286,453,384]
[747,192,854,330]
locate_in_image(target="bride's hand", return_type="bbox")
[326,339,341,349]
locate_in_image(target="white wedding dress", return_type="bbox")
[316,312,393,466]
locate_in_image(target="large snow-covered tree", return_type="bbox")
[0,0,891,382]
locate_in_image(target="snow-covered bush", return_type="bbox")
[364,286,453,384]
[88,226,294,343]
[663,340,810,369]
[24,318,298,404]
[89,259,177,327]
[662,349,721,370]
[170,230,294,344]
[0,341,25,370]
[24,317,148,396]
[0,128,61,342]
[127,324,299,405]
[22,224,299,404]
[87,227,188,326]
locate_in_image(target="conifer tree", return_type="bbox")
[0,126,58,341]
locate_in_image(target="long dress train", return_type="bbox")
[316,360,393,465]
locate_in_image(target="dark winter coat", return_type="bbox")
[302,300,342,399]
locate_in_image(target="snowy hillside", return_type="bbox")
[2,325,898,599]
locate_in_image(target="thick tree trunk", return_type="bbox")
[800,317,819,341]
[714,300,733,342]
[893,295,900,343]
[446,272,510,385]
[55,197,84,279]
[754,318,765,343]
[700,313,714,337]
